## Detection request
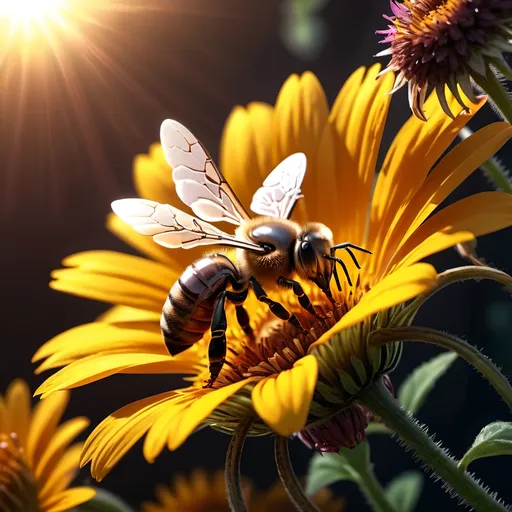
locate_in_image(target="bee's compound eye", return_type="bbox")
[301,241,311,251]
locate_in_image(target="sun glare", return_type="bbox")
[0,0,67,37]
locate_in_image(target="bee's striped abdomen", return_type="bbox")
[160,254,242,356]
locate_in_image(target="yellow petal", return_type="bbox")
[220,102,274,208]
[38,443,82,499]
[39,487,96,512]
[167,378,255,451]
[5,379,31,447]
[50,251,174,311]
[82,391,177,481]
[271,72,330,224]
[252,355,317,436]
[96,305,161,325]
[33,322,164,364]
[35,352,183,397]
[133,142,176,205]
[329,64,394,245]
[378,122,512,276]
[369,91,485,272]
[26,391,69,468]
[34,417,89,479]
[310,263,438,349]
[393,192,512,270]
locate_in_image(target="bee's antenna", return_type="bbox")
[331,243,372,272]
[325,255,352,287]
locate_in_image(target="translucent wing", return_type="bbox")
[160,119,251,226]
[250,153,307,219]
[111,198,265,252]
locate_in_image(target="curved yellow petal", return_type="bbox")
[252,355,317,436]
[39,487,96,512]
[329,64,394,245]
[220,102,274,208]
[167,378,255,451]
[271,72,330,223]
[81,391,177,481]
[393,192,512,270]
[26,391,69,468]
[97,305,161,325]
[369,91,485,272]
[377,122,512,276]
[311,263,438,349]
[50,251,174,311]
[34,417,89,479]
[38,444,83,500]
[5,379,31,447]
[35,353,178,397]
[33,323,164,366]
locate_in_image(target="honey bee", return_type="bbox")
[111,120,370,387]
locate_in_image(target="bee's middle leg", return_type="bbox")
[204,291,228,388]
[250,277,306,332]
[277,276,327,320]
[226,289,254,341]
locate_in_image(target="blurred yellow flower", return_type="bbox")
[0,379,95,511]
[141,469,343,512]
[34,65,512,480]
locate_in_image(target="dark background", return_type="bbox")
[1,1,512,510]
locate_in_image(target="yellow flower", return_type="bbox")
[141,469,343,512]
[34,65,512,481]
[0,379,95,512]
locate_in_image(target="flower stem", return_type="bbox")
[396,265,512,326]
[226,415,254,512]
[472,67,512,124]
[359,379,507,511]
[356,465,397,512]
[458,126,512,193]
[370,326,512,409]
[274,435,319,512]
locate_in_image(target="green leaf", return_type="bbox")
[459,421,512,470]
[306,442,370,495]
[75,488,135,512]
[398,352,457,413]
[385,471,423,512]
[366,422,389,435]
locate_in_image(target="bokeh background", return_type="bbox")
[1,0,512,510]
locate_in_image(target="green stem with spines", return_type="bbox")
[359,379,508,511]
[472,66,512,124]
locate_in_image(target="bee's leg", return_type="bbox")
[277,277,327,320]
[331,243,372,270]
[203,292,228,389]
[250,277,306,332]
[226,289,254,341]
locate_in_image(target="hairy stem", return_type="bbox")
[370,326,512,409]
[359,379,507,511]
[472,66,512,124]
[275,435,319,512]
[395,265,512,326]
[226,415,254,512]
[458,126,512,193]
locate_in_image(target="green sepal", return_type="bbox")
[73,488,135,512]
[459,421,512,471]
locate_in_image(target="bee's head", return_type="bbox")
[295,223,334,292]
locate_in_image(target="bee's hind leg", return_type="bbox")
[204,292,228,388]
[277,276,327,321]
[250,277,306,333]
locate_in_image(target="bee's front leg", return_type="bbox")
[277,276,327,321]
